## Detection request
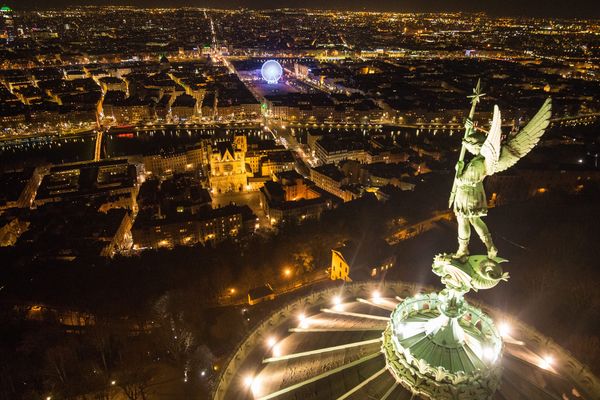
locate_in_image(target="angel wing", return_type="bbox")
[494,98,552,174]
[480,105,502,176]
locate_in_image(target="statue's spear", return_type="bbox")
[448,79,485,208]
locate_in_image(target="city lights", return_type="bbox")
[1,6,597,400]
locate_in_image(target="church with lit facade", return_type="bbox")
[209,135,248,194]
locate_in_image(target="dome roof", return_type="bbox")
[215,282,600,400]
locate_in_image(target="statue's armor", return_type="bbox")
[453,155,487,218]
[449,95,551,261]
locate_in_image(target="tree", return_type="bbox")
[153,292,199,380]
[292,250,314,274]
[115,340,157,400]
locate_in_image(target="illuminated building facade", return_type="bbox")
[142,145,205,177]
[209,136,248,193]
[0,6,15,43]
[260,171,334,225]
[132,204,254,249]
[330,240,395,281]
[171,93,198,121]
[33,160,139,209]
[259,151,295,177]
[310,164,358,202]
[314,138,368,165]
[101,97,151,124]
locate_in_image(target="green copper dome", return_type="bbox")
[383,291,504,400]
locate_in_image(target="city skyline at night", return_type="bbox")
[0,3,599,400]
[5,0,600,18]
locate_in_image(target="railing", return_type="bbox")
[211,280,423,400]
[212,280,600,400]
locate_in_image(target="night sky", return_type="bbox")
[8,0,600,18]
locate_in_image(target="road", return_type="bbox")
[385,211,453,245]
[268,125,315,178]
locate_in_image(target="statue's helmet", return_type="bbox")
[463,131,485,155]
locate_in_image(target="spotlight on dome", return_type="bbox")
[482,346,498,363]
[498,322,511,337]
[261,60,283,84]
[243,375,255,387]
[372,290,382,303]
[272,344,282,357]
[298,313,309,328]
[539,355,554,370]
